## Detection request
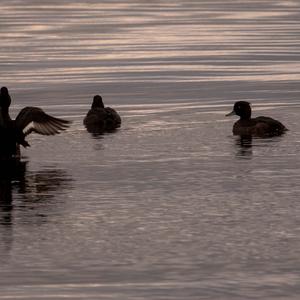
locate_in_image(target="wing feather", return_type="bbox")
[15,107,71,136]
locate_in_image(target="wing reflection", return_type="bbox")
[18,168,72,202]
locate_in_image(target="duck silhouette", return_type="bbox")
[226,101,288,137]
[0,87,71,159]
[83,95,121,134]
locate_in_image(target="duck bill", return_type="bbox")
[226,110,236,117]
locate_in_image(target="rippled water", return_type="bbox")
[1,1,300,299]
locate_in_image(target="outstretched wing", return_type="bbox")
[15,106,71,136]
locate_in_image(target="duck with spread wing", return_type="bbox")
[0,87,71,159]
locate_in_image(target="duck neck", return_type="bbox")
[0,106,11,122]
[92,102,104,109]
[240,111,251,120]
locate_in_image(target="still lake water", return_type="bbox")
[1,0,300,299]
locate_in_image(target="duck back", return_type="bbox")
[84,106,121,133]
[233,116,287,137]
[104,107,121,130]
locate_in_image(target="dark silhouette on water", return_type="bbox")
[0,87,71,159]
[84,95,121,134]
[226,101,287,137]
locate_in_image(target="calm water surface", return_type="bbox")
[1,1,300,299]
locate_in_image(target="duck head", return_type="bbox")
[226,101,251,120]
[91,95,104,109]
[0,86,11,108]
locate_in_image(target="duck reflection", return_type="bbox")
[0,160,27,224]
[0,160,72,226]
[0,160,72,263]
[235,136,253,158]
[0,160,27,259]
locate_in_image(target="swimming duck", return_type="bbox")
[226,101,287,137]
[0,86,71,159]
[83,95,121,133]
